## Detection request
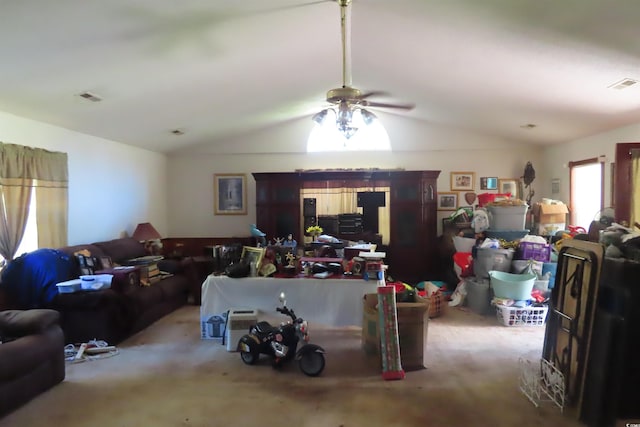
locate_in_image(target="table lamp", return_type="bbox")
[132,222,162,254]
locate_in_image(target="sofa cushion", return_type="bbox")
[93,238,146,264]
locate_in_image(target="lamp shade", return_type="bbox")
[132,222,161,241]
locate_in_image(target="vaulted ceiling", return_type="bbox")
[1,0,640,154]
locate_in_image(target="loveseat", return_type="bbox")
[0,309,65,417]
[0,237,196,345]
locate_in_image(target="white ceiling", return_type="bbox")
[2,0,640,154]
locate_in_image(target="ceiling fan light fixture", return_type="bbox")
[360,108,377,125]
[312,109,330,125]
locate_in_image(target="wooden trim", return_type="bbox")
[615,143,640,225]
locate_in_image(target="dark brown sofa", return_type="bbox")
[0,237,196,345]
[50,237,196,345]
[0,309,65,417]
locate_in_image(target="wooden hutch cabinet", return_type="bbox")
[252,170,440,284]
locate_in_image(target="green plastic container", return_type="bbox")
[489,271,536,301]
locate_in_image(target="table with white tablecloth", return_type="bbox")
[200,275,378,331]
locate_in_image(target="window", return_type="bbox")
[0,188,37,268]
[570,158,604,230]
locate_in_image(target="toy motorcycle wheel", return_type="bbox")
[240,350,257,365]
[238,340,258,365]
[298,351,325,377]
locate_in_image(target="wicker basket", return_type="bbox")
[426,291,446,318]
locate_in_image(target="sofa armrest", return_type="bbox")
[0,309,60,338]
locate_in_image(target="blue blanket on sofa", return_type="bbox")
[0,249,74,309]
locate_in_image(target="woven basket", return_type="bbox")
[427,291,446,318]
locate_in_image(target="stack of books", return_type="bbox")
[140,263,161,286]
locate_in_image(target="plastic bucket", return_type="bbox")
[465,278,492,315]
[489,271,536,301]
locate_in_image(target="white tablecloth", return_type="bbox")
[201,275,378,327]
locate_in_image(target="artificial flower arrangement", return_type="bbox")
[305,225,323,236]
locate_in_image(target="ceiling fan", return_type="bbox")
[314,0,415,138]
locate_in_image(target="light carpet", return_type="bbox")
[0,305,585,427]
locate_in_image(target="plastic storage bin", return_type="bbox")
[79,274,113,291]
[495,304,548,326]
[516,242,551,262]
[473,248,514,278]
[489,271,536,300]
[464,278,492,315]
[56,279,82,294]
[487,205,528,230]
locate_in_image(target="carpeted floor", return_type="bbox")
[0,305,586,427]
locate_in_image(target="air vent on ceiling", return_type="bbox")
[78,91,102,102]
[609,78,637,90]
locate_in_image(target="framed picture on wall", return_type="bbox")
[498,179,519,197]
[214,174,247,215]
[437,192,458,210]
[480,177,498,190]
[450,171,475,191]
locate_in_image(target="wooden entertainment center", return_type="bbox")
[253,170,441,284]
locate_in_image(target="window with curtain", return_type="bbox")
[0,142,68,266]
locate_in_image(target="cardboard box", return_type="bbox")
[533,202,568,224]
[361,293,430,370]
[200,312,227,340]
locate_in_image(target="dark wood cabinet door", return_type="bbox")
[253,173,301,243]
[388,171,439,284]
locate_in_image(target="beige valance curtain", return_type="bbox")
[0,142,68,261]
[631,149,640,229]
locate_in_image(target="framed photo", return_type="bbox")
[214,174,247,215]
[450,171,475,191]
[437,192,458,211]
[498,179,519,197]
[480,177,498,190]
[240,246,265,270]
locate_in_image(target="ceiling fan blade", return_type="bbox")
[362,101,415,110]
[358,91,390,99]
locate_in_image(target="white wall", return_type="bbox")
[168,116,544,238]
[542,123,640,210]
[0,111,169,245]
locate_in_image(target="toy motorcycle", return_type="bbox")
[237,293,326,377]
